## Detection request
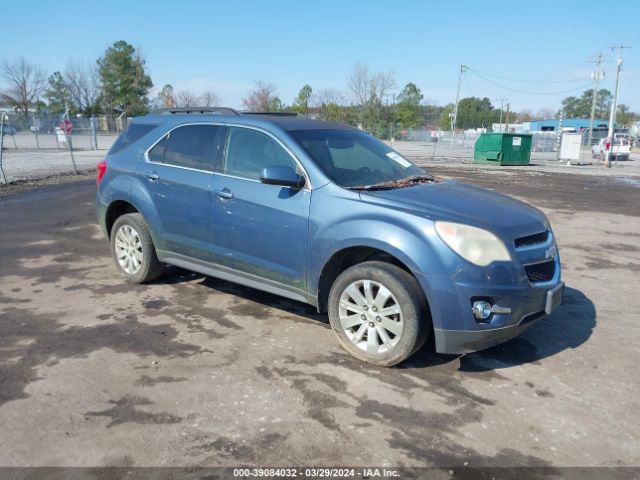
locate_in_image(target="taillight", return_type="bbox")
[96,159,107,185]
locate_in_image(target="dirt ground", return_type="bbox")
[0,164,639,474]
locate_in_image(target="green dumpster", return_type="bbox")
[474,133,532,166]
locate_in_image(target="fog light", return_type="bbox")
[472,300,491,320]
[472,301,492,321]
[471,301,512,321]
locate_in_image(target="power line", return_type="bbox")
[466,66,592,84]
[466,67,593,95]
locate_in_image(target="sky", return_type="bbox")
[1,0,639,114]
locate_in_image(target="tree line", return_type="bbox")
[559,89,637,126]
[1,40,637,131]
[1,41,152,122]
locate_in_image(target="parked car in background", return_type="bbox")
[614,133,629,144]
[592,137,631,161]
[97,108,564,366]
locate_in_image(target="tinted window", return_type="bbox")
[164,125,222,171]
[148,135,167,163]
[109,123,157,155]
[224,127,296,180]
[290,129,423,187]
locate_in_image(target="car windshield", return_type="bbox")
[290,129,432,189]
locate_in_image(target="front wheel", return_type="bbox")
[328,261,430,366]
[110,213,165,283]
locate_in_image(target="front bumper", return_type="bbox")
[415,258,563,355]
[434,311,544,354]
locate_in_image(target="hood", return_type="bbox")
[359,180,548,241]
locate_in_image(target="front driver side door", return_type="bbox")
[210,126,311,298]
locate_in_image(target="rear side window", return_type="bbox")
[148,136,167,163]
[163,125,222,171]
[109,123,157,155]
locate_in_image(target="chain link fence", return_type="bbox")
[0,112,626,184]
[0,113,119,151]
[0,113,119,184]
[362,124,603,162]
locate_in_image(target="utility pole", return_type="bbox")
[496,98,508,132]
[605,45,630,168]
[587,53,605,151]
[556,109,564,161]
[505,102,511,133]
[452,64,466,131]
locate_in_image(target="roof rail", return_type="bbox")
[153,107,240,116]
[242,111,298,116]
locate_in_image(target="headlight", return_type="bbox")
[435,221,512,266]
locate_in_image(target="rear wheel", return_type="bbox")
[110,213,165,283]
[328,261,430,366]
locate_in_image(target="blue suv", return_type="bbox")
[97,108,563,366]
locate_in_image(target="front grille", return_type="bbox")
[515,230,549,248]
[524,260,556,283]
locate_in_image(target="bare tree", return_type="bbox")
[176,90,197,107]
[242,81,281,111]
[535,108,555,120]
[346,62,372,107]
[312,88,348,122]
[200,91,220,107]
[65,60,100,113]
[0,58,47,116]
[313,88,346,107]
[371,70,396,106]
[157,84,176,108]
[346,62,395,124]
[516,109,533,122]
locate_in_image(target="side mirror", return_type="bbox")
[260,165,305,189]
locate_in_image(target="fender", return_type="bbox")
[307,217,462,332]
[308,219,443,289]
[96,173,133,237]
[308,215,454,319]
[128,174,168,252]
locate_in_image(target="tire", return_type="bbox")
[328,261,430,367]
[110,213,165,283]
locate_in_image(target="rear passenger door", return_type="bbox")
[210,126,311,296]
[138,123,224,260]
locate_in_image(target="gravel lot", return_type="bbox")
[0,156,639,475]
[0,133,116,183]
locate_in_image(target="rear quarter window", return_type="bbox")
[108,123,158,155]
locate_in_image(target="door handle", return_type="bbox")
[214,188,233,199]
[143,171,159,181]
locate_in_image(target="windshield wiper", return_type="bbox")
[349,174,440,191]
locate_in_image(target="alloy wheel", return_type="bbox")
[338,279,404,354]
[114,224,143,275]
